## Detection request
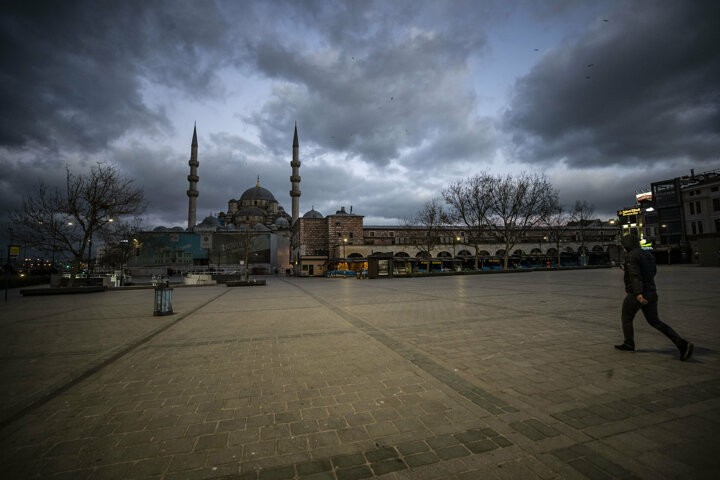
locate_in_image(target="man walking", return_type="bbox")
[615,234,693,360]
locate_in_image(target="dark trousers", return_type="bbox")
[621,293,684,349]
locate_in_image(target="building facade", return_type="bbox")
[291,205,621,277]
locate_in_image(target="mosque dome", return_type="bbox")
[253,223,271,232]
[274,217,290,226]
[240,184,277,203]
[303,208,324,219]
[199,216,220,226]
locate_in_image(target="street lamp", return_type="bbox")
[342,237,347,259]
[660,224,671,265]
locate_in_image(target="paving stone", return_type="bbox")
[345,412,374,427]
[435,444,471,460]
[337,426,370,443]
[396,440,430,455]
[331,452,366,468]
[466,439,498,454]
[403,451,440,468]
[567,458,612,480]
[371,457,408,475]
[453,429,488,444]
[510,420,547,441]
[258,464,295,480]
[336,465,374,480]
[364,446,398,462]
[194,432,229,451]
[168,452,207,471]
[296,458,332,475]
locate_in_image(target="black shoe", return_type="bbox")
[680,342,694,361]
[614,344,635,352]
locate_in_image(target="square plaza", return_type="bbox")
[1,266,718,479]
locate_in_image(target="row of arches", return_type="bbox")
[346,245,609,259]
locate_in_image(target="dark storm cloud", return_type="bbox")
[0,0,231,152]
[551,162,704,220]
[247,0,495,168]
[503,0,720,167]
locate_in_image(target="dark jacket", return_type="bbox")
[622,235,657,299]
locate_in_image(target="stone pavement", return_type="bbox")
[0,266,718,479]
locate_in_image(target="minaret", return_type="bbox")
[289,123,301,224]
[186,124,199,230]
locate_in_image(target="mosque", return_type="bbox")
[133,125,300,274]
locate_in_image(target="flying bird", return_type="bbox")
[587,64,594,67]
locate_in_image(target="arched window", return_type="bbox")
[458,250,473,257]
[592,245,604,254]
[348,253,363,259]
[437,251,452,258]
[478,250,490,256]
[530,248,542,255]
[513,249,525,256]
[547,247,558,256]
[395,252,410,257]
[496,249,505,256]
[416,251,430,258]
[564,246,575,253]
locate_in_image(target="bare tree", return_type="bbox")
[406,198,448,273]
[443,174,493,270]
[238,226,257,282]
[571,200,596,258]
[541,197,572,267]
[10,163,146,282]
[484,173,557,269]
[97,217,143,284]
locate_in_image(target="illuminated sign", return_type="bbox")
[617,207,641,217]
[635,192,652,203]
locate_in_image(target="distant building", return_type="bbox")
[651,168,720,264]
[291,205,621,276]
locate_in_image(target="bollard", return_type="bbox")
[153,281,173,316]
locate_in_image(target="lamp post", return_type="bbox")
[661,224,671,264]
[88,226,93,277]
[342,237,347,260]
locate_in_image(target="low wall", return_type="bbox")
[184,274,216,285]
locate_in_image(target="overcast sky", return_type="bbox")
[2,0,718,244]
